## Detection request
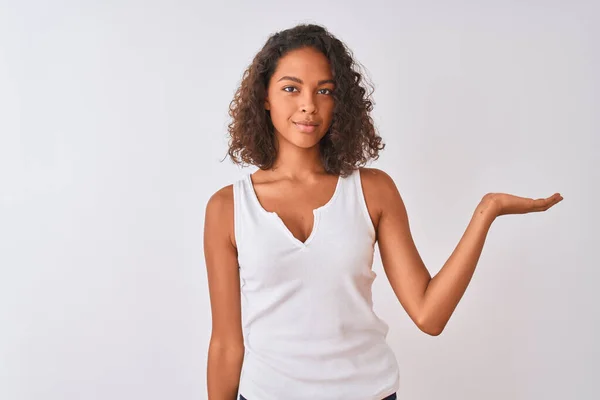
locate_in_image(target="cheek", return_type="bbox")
[267,104,293,132]
[320,99,335,118]
[270,99,295,120]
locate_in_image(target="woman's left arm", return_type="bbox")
[369,168,563,336]
[416,197,499,336]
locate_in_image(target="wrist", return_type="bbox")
[476,194,499,221]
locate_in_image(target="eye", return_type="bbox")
[318,88,334,95]
[282,86,298,93]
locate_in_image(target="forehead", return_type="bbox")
[272,47,333,80]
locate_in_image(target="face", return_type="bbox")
[264,47,335,148]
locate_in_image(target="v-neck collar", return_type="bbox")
[245,173,343,248]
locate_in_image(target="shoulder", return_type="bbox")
[358,167,398,195]
[206,183,234,214]
[204,183,236,248]
[357,167,400,231]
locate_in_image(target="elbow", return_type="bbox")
[208,338,245,361]
[420,324,444,336]
[417,316,444,337]
[422,326,443,336]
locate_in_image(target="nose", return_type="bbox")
[300,92,317,114]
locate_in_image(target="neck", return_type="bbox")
[267,139,328,179]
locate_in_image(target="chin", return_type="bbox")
[293,137,321,148]
[280,132,322,148]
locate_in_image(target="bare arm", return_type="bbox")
[204,185,244,399]
[366,168,432,334]
[368,168,562,336]
[418,199,496,335]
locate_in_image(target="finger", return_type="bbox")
[547,193,561,202]
[531,198,550,211]
[547,193,563,206]
[530,197,553,212]
[536,194,563,211]
[549,195,564,208]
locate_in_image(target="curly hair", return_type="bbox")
[225,23,385,178]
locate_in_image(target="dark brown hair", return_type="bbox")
[225,23,385,177]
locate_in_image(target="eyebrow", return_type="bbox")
[277,76,335,85]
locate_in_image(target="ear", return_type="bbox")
[264,97,270,111]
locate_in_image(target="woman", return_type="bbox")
[203,23,563,400]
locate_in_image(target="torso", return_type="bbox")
[231,166,400,398]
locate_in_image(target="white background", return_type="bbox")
[1,0,598,399]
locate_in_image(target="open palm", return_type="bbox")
[484,192,564,217]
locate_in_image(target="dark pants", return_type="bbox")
[239,393,397,400]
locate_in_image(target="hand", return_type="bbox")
[482,192,564,217]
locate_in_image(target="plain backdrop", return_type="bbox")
[1,1,598,399]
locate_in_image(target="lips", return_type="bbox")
[294,122,319,133]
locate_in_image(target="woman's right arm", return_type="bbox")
[204,185,244,400]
